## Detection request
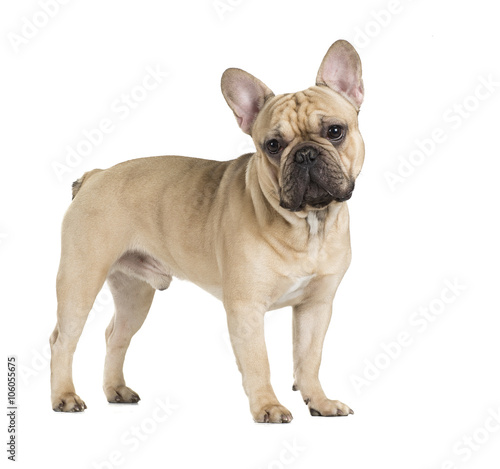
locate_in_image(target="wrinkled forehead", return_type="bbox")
[255,86,359,140]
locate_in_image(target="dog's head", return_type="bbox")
[221,40,364,212]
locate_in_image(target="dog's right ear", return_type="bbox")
[221,68,274,135]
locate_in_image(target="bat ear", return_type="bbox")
[221,68,275,135]
[316,40,364,110]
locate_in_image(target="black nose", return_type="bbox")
[294,146,318,165]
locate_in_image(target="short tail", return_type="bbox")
[71,169,103,199]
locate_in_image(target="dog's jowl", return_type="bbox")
[50,40,365,423]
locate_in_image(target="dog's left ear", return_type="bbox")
[221,68,274,135]
[316,40,364,110]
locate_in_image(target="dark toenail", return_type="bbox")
[309,408,322,416]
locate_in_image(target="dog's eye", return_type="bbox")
[266,139,282,154]
[327,125,345,141]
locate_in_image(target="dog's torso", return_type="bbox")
[68,153,351,310]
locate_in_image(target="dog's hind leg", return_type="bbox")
[103,270,156,404]
[50,255,109,412]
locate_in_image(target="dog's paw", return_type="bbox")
[306,398,353,417]
[252,404,293,423]
[52,392,87,412]
[105,385,141,404]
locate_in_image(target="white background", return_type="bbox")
[1,1,500,468]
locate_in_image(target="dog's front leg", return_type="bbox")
[292,278,353,417]
[226,304,292,423]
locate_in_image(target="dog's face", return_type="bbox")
[222,40,365,212]
[253,86,364,211]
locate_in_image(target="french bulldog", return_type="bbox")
[50,39,364,423]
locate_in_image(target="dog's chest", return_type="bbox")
[273,274,316,308]
[271,209,343,308]
[307,211,321,236]
[271,214,322,307]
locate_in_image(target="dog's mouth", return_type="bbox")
[280,181,354,211]
[278,145,354,212]
[306,178,354,206]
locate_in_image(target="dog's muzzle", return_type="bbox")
[279,144,354,211]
